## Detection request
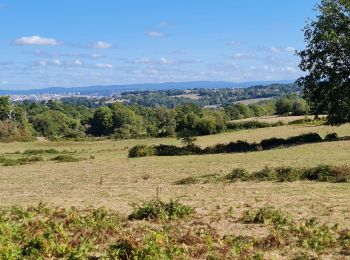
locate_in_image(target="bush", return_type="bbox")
[226,121,273,131]
[286,133,322,145]
[241,207,291,225]
[324,132,338,141]
[0,156,44,166]
[174,177,199,185]
[275,166,301,182]
[128,199,194,221]
[226,168,250,182]
[302,165,350,182]
[23,149,60,155]
[51,155,81,163]
[251,166,277,181]
[260,137,287,149]
[128,145,156,158]
[155,144,192,156]
[291,218,337,252]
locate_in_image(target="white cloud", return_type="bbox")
[164,50,186,55]
[38,59,61,67]
[1,80,8,84]
[14,35,59,46]
[282,66,298,73]
[95,63,114,69]
[147,31,165,37]
[73,59,82,66]
[91,53,103,59]
[159,21,169,27]
[286,46,296,53]
[159,57,173,64]
[226,40,241,46]
[92,41,112,49]
[270,47,282,53]
[51,59,61,65]
[133,57,153,64]
[230,53,253,59]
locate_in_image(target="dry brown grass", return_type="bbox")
[230,114,327,124]
[0,124,349,233]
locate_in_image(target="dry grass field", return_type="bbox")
[230,115,326,124]
[1,122,350,258]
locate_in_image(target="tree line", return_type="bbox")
[0,94,309,141]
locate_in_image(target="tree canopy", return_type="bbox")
[297,0,350,125]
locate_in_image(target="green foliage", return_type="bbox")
[302,165,350,182]
[225,168,250,182]
[227,120,284,131]
[128,199,194,221]
[0,155,44,166]
[291,218,338,252]
[23,149,60,155]
[128,144,156,158]
[88,107,113,136]
[275,166,302,182]
[297,0,350,125]
[131,132,324,157]
[241,207,291,226]
[0,96,11,120]
[276,96,309,116]
[250,166,277,181]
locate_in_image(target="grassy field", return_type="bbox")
[1,122,350,258]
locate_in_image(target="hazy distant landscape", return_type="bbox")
[1,0,350,259]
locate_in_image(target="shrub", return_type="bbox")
[23,149,60,155]
[251,166,277,181]
[286,133,322,145]
[226,121,272,131]
[174,177,199,185]
[0,156,44,166]
[324,132,338,141]
[128,199,194,221]
[128,144,156,158]
[275,166,301,182]
[260,137,287,149]
[291,218,337,252]
[226,168,250,182]
[51,155,81,163]
[302,165,350,182]
[154,144,192,156]
[241,207,291,226]
[108,239,134,260]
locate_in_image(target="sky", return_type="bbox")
[0,0,319,90]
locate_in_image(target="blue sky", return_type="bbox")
[0,0,319,89]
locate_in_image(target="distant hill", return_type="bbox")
[0,80,295,96]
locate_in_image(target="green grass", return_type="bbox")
[0,204,348,259]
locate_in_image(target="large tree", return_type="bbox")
[297,0,350,125]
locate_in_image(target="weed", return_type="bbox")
[0,155,44,166]
[174,177,199,185]
[241,207,291,226]
[128,199,194,221]
[23,149,60,155]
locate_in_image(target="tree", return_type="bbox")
[297,0,350,125]
[88,107,113,136]
[0,96,12,120]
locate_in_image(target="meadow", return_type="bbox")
[1,121,350,258]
